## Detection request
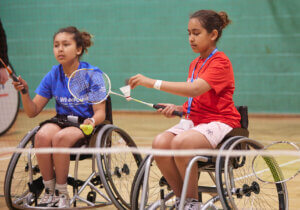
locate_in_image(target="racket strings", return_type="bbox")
[69,69,109,103]
[252,141,300,183]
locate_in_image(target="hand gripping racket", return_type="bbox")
[0,58,27,94]
[127,98,183,117]
[68,68,183,117]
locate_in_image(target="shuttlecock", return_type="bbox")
[119,85,132,101]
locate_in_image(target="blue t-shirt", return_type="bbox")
[35,61,99,118]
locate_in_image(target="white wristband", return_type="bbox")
[88,118,95,124]
[153,80,162,90]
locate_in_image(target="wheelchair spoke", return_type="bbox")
[97,126,142,209]
[130,155,175,210]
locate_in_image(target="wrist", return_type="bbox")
[153,80,162,90]
[88,117,95,124]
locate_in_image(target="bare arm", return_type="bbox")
[24,95,49,117]
[83,101,106,127]
[129,74,211,97]
[13,76,49,117]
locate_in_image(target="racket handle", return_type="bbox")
[153,104,183,117]
[11,72,27,94]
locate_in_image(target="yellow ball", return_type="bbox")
[80,124,93,135]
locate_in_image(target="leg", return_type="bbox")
[52,127,84,184]
[152,131,183,197]
[172,130,213,199]
[35,123,61,181]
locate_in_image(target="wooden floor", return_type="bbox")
[1,110,300,209]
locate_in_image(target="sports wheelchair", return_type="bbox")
[130,106,289,210]
[4,96,143,209]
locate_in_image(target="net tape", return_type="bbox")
[0,146,300,157]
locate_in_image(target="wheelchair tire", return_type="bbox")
[95,125,143,209]
[130,155,175,210]
[0,78,20,136]
[216,137,288,210]
[4,126,40,209]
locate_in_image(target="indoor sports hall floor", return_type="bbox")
[0,111,300,209]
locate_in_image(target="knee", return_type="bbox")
[52,132,68,147]
[152,133,171,149]
[171,135,188,150]
[35,131,52,148]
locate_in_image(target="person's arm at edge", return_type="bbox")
[129,74,211,98]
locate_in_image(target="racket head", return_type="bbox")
[252,141,300,184]
[68,68,111,104]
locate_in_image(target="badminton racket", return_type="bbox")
[252,141,300,183]
[129,98,182,117]
[0,58,27,94]
[68,68,183,117]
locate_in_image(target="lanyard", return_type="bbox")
[186,48,218,119]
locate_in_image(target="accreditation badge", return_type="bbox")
[178,119,194,131]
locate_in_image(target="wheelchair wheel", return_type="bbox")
[96,125,143,209]
[130,155,175,210]
[216,137,288,210]
[4,126,42,209]
[0,78,20,136]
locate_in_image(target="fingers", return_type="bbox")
[128,74,141,89]
[12,76,28,93]
[83,119,95,127]
[157,103,177,118]
[128,74,154,89]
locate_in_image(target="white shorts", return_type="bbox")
[166,121,233,148]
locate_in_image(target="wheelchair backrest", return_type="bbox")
[105,96,113,124]
[235,106,248,129]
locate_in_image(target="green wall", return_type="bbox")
[1,0,299,113]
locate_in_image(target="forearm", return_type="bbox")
[151,79,210,98]
[159,81,200,97]
[129,74,211,98]
[21,94,39,117]
[90,102,106,125]
[91,110,106,125]
[133,77,199,97]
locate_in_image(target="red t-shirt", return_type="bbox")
[182,51,241,128]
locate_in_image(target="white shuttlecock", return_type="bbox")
[119,85,132,101]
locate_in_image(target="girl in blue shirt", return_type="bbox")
[13,26,106,208]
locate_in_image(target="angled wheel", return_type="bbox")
[216,137,288,210]
[130,155,175,210]
[96,124,143,209]
[4,126,42,209]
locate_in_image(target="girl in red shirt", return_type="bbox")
[129,10,240,210]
